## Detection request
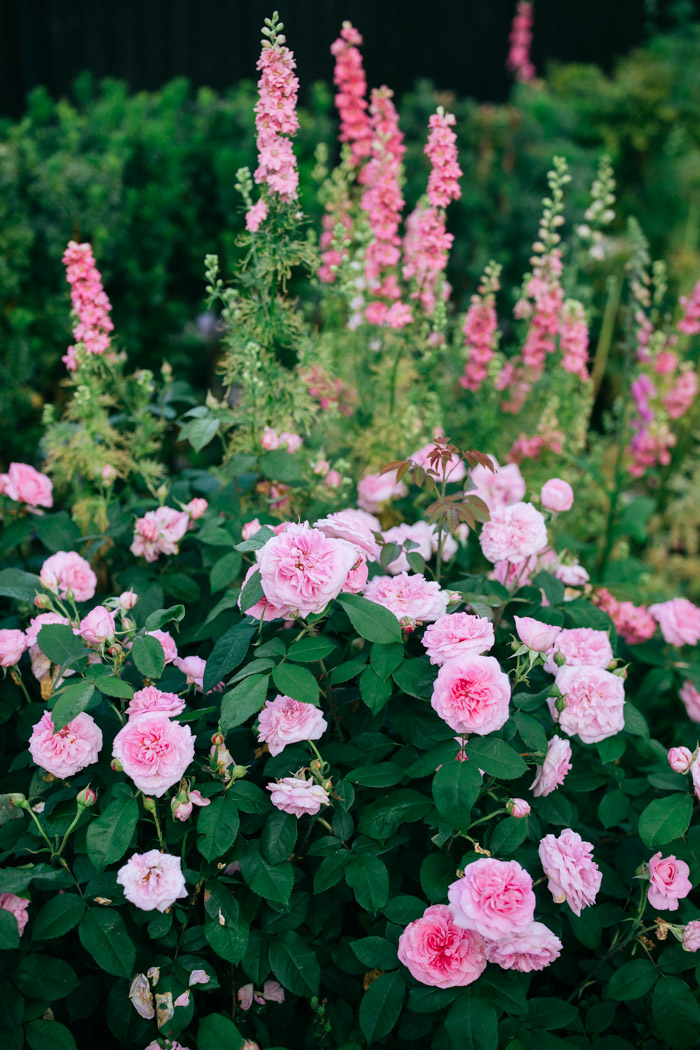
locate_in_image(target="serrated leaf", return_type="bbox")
[131,634,165,679]
[432,760,481,833]
[638,794,693,849]
[607,958,658,1000]
[197,793,240,862]
[203,622,255,692]
[287,635,337,663]
[0,568,41,602]
[271,662,320,704]
[37,624,88,667]
[359,971,405,1044]
[86,796,139,871]
[345,854,389,912]
[240,845,293,904]
[221,674,270,733]
[50,680,96,732]
[32,894,85,940]
[144,604,186,631]
[269,932,320,996]
[464,737,527,779]
[337,593,402,644]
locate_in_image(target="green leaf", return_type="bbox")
[34,513,81,553]
[607,958,658,1001]
[261,810,297,865]
[210,550,243,593]
[464,737,527,779]
[652,976,700,1050]
[638,794,693,848]
[86,796,139,871]
[240,844,294,905]
[392,658,435,699]
[287,635,337,663]
[32,894,85,940]
[489,816,528,855]
[235,525,277,552]
[91,674,134,699]
[526,998,578,1030]
[271,662,320,705]
[204,622,255,692]
[421,853,457,903]
[314,851,351,893]
[345,854,389,913]
[359,789,433,841]
[0,909,19,950]
[197,793,240,862]
[0,568,41,602]
[239,569,264,613]
[445,992,498,1050]
[370,642,405,680]
[37,624,88,667]
[359,665,393,714]
[348,763,406,788]
[204,881,249,964]
[351,937,398,970]
[269,932,320,996]
[598,790,629,829]
[79,909,136,978]
[188,416,220,451]
[221,674,269,732]
[359,971,405,1044]
[259,449,305,483]
[143,604,186,631]
[13,954,79,1000]
[432,760,481,833]
[337,593,402,644]
[26,1020,77,1050]
[513,711,548,752]
[50,681,96,732]
[197,1013,244,1050]
[131,634,165,679]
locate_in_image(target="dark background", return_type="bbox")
[0,0,698,118]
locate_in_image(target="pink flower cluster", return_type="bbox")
[260,427,302,452]
[131,506,191,562]
[460,274,500,393]
[559,299,590,380]
[425,110,462,210]
[593,588,656,646]
[330,22,372,167]
[678,278,700,334]
[0,463,53,509]
[402,203,453,315]
[253,38,299,201]
[507,1,536,82]
[61,240,114,370]
[517,250,565,379]
[507,424,564,463]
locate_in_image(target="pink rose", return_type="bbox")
[382,521,434,574]
[538,829,602,915]
[172,785,210,821]
[239,564,287,622]
[468,458,525,512]
[256,524,358,617]
[649,598,700,647]
[342,552,368,594]
[279,432,302,453]
[0,462,53,508]
[553,628,613,669]
[553,560,589,587]
[266,776,330,818]
[313,509,381,562]
[514,616,561,652]
[127,685,185,719]
[131,506,190,562]
[692,759,700,802]
[531,735,572,797]
[422,612,495,666]
[682,920,700,952]
[117,849,188,912]
[257,694,328,756]
[40,551,97,602]
[431,654,511,736]
[241,518,262,541]
[0,629,27,667]
[145,1042,190,1050]
[146,630,178,664]
[357,471,408,513]
[112,713,194,796]
[493,556,537,590]
[261,427,280,450]
[174,655,207,689]
[551,665,625,744]
[541,479,574,513]
[679,680,700,722]
[77,606,116,646]
[186,498,208,520]
[448,858,536,940]
[0,893,29,936]
[29,710,103,778]
[397,905,486,987]
[484,921,562,972]
[479,502,548,565]
[119,590,139,610]
[647,852,692,911]
[508,798,531,818]
[364,572,449,627]
[410,444,467,483]
[325,470,342,489]
[668,746,694,774]
[24,612,69,648]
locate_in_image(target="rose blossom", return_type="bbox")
[242,518,263,541]
[127,686,185,719]
[364,572,449,626]
[679,680,700,722]
[0,629,27,667]
[174,655,207,689]
[24,612,69,648]
[0,893,29,936]
[117,850,188,912]
[531,735,573,796]
[647,852,692,911]
[448,858,536,940]
[40,550,97,602]
[129,974,154,1019]
[130,505,190,562]
[357,470,408,513]
[541,478,574,513]
[77,606,116,646]
[257,694,328,756]
[553,627,613,669]
[266,776,330,818]
[29,710,103,778]
[119,590,139,610]
[239,564,288,621]
[422,612,495,665]
[514,616,561,652]
[342,552,368,594]
[313,508,381,561]
[682,921,700,952]
[0,463,53,508]
[551,666,625,744]
[479,502,548,565]
[112,713,194,796]
[508,798,531,818]
[649,598,700,647]
[256,523,358,617]
[172,783,210,821]
[468,458,525,512]
[667,746,694,774]
[538,829,602,915]
[484,921,562,972]
[145,630,178,665]
[431,654,511,735]
[397,905,486,987]
[553,560,590,587]
[186,498,208,520]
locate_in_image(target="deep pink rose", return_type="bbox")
[266,777,330,818]
[431,654,511,735]
[448,858,536,940]
[40,551,97,602]
[364,573,449,627]
[682,921,700,952]
[0,629,27,667]
[256,524,358,617]
[397,905,486,987]
[484,921,562,972]
[668,746,694,774]
[0,462,53,508]
[186,498,208,519]
[531,735,572,797]
[649,598,700,647]
[553,627,613,669]
[313,508,381,561]
[29,710,103,778]
[77,606,116,646]
[479,502,548,565]
[514,616,561,652]
[541,478,574,513]
[422,612,494,665]
[357,471,408,513]
[468,458,525,512]
[679,680,700,722]
[112,713,194,796]
[257,694,328,756]
[0,893,29,936]
[647,852,692,911]
[241,518,262,541]
[551,666,625,744]
[538,829,602,915]
[127,686,185,719]
[117,850,188,912]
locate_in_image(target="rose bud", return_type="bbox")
[668,746,694,774]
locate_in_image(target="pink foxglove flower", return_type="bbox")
[506,1,536,82]
[364,572,449,627]
[431,653,511,735]
[29,710,103,778]
[112,713,194,797]
[0,463,53,508]
[531,735,573,797]
[40,550,97,602]
[267,776,329,818]
[484,921,562,972]
[425,110,462,209]
[62,240,114,368]
[448,858,536,940]
[422,612,495,666]
[678,278,700,334]
[330,22,372,166]
[117,850,188,912]
[257,694,328,756]
[397,905,486,988]
[246,199,269,232]
[538,829,602,915]
[647,852,692,911]
[253,27,300,200]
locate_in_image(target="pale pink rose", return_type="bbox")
[1,463,53,508]
[256,523,358,617]
[431,654,511,735]
[101,464,116,482]
[342,552,368,594]
[116,849,188,912]
[397,905,486,988]
[531,735,572,797]
[0,893,29,936]
[679,680,700,722]
[29,710,103,778]
[261,427,280,450]
[40,550,97,602]
[313,460,330,477]
[484,921,562,972]
[541,479,574,513]
[127,685,185,719]
[77,606,116,646]
[325,470,342,489]
[188,969,210,986]
[480,502,548,565]
[364,572,449,627]
[112,713,194,796]
[266,776,330,818]
[131,506,190,562]
[172,788,210,822]
[0,629,27,667]
[382,521,433,574]
[552,560,590,587]
[240,1043,260,1050]
[410,444,467,483]
[422,612,494,666]
[313,509,381,561]
[146,630,178,665]
[649,598,700,647]
[257,694,328,756]
[668,746,694,774]
[514,616,561,652]
[508,798,531,818]
[448,858,536,940]
[357,471,408,513]
[174,655,207,689]
[468,458,525,512]
[553,628,613,669]
[24,612,69,648]
[119,590,139,609]
[682,921,700,952]
[279,432,302,453]
[246,198,268,232]
[538,829,602,916]
[186,498,208,520]
[647,852,692,911]
[239,564,288,621]
[551,665,625,744]
[241,518,263,541]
